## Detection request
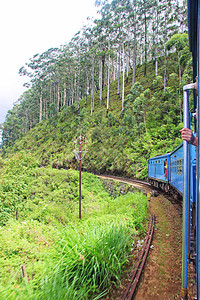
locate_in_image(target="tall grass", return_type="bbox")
[0,163,149,299]
[42,221,131,298]
[0,221,131,299]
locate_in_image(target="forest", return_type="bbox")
[0,0,192,298]
[2,0,191,179]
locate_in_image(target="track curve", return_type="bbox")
[97,174,194,299]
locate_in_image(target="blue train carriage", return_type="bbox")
[169,142,196,198]
[148,153,170,192]
[149,144,196,197]
[169,143,183,195]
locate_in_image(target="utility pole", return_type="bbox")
[74,135,87,219]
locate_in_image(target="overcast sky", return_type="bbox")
[0,0,98,123]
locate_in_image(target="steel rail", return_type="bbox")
[122,214,155,300]
[96,174,151,187]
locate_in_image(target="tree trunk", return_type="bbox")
[91,54,95,116]
[144,14,147,76]
[113,62,116,82]
[132,18,137,86]
[63,82,66,107]
[99,59,102,105]
[122,42,125,110]
[155,59,158,77]
[118,46,121,95]
[107,50,110,113]
[102,51,105,89]
[164,47,167,91]
[126,42,129,84]
[39,90,42,122]
[57,83,60,111]
[85,72,88,106]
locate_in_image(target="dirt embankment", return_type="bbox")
[134,193,182,299]
[99,177,196,299]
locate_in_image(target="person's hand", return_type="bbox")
[180,128,197,146]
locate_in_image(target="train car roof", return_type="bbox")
[148,153,170,162]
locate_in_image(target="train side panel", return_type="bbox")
[169,144,183,194]
[169,143,196,197]
[148,154,170,182]
[191,145,197,204]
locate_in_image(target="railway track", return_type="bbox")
[96,174,151,188]
[122,214,155,300]
[97,174,156,298]
[97,174,188,299]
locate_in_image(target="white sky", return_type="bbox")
[0,0,98,123]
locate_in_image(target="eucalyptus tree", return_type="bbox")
[111,0,130,110]
[81,24,99,116]
[137,0,156,76]
[2,89,39,146]
[4,0,189,149]
[157,0,181,89]
[172,0,188,33]
[95,2,114,113]
[166,33,190,122]
[126,0,139,85]
[19,48,60,122]
[69,32,85,112]
[2,107,21,146]
[93,18,108,105]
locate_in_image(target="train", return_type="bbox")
[148,1,200,299]
[148,143,196,200]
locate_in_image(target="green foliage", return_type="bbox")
[0,157,149,298]
[165,33,189,52]
[2,32,192,181]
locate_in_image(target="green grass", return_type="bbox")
[0,154,149,299]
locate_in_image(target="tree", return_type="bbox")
[166,33,190,122]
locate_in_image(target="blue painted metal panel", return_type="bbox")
[148,144,196,199]
[191,146,197,204]
[170,144,184,194]
[148,154,170,183]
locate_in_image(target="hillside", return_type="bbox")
[2,50,191,179]
[0,151,150,298]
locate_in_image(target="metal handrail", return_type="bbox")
[182,82,197,300]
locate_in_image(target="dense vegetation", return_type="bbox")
[1,0,192,178]
[0,153,149,299]
[2,0,188,147]
[2,45,192,179]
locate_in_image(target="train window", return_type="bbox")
[180,165,182,175]
[158,160,160,163]
[161,160,163,163]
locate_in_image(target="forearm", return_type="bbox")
[180,128,197,146]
